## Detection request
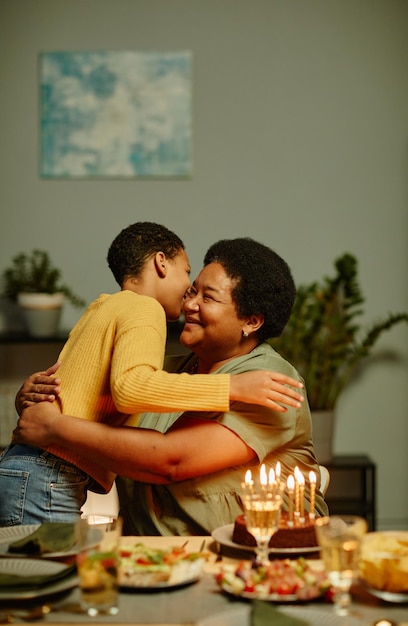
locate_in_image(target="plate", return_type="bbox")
[359,580,408,604]
[216,558,330,604]
[0,558,78,601]
[221,586,319,603]
[0,524,102,559]
[119,558,204,591]
[196,605,364,626]
[211,524,319,555]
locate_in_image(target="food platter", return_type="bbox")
[120,560,204,591]
[119,542,205,591]
[215,558,330,603]
[220,586,322,603]
[0,524,102,559]
[211,524,319,556]
[359,530,408,602]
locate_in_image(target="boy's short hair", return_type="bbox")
[108,222,185,287]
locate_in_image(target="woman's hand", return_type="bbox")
[12,402,61,448]
[230,370,305,411]
[15,361,61,415]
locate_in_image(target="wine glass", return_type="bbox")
[241,489,283,566]
[315,515,367,616]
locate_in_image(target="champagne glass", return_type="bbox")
[315,515,367,616]
[241,489,283,566]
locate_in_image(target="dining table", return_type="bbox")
[0,535,407,626]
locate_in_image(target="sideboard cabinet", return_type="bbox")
[324,454,376,531]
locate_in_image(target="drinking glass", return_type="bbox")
[241,490,283,565]
[315,515,367,616]
[75,516,123,616]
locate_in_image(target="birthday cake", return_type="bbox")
[232,512,318,550]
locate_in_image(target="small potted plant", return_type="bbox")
[1,249,85,337]
[269,253,408,462]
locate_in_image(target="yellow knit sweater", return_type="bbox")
[46,291,230,492]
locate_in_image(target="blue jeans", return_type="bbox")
[0,444,89,526]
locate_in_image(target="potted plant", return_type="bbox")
[269,253,408,462]
[1,249,85,337]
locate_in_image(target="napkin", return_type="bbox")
[8,522,76,556]
[251,600,310,626]
[0,564,77,590]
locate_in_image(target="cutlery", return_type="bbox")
[0,602,87,623]
[0,605,51,623]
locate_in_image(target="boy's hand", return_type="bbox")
[15,361,61,415]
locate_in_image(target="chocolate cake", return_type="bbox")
[232,512,318,550]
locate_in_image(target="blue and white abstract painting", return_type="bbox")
[40,51,192,178]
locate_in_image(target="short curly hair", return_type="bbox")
[203,238,296,341]
[107,222,185,287]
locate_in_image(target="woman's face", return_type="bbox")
[180,262,248,365]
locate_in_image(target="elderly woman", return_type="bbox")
[13,238,327,535]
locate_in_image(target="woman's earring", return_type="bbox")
[242,330,249,338]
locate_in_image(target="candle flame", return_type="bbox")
[244,469,252,484]
[295,465,305,485]
[268,468,275,484]
[309,470,316,484]
[287,474,295,490]
[275,461,281,477]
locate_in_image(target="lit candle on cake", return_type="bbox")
[298,472,305,523]
[242,469,253,495]
[287,474,295,527]
[309,470,316,519]
[294,466,301,519]
[268,467,275,486]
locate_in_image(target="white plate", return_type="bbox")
[220,584,322,603]
[211,524,319,555]
[196,605,365,626]
[0,558,78,600]
[119,558,204,591]
[119,574,201,591]
[0,524,102,559]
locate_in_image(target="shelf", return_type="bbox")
[0,330,69,343]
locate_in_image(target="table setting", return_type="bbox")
[0,466,407,625]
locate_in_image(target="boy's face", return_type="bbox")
[161,249,191,321]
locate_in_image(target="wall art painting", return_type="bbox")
[40,51,192,178]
